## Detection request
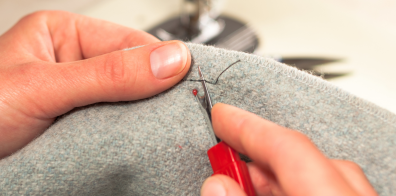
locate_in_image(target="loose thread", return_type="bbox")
[185,60,241,84]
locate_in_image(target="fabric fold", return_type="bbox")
[0,43,394,196]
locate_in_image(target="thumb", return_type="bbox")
[201,175,247,196]
[33,40,191,117]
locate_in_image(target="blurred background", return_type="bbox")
[0,0,395,113]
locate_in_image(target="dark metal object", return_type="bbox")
[311,72,350,79]
[279,57,349,79]
[280,57,341,70]
[147,0,346,79]
[147,15,259,53]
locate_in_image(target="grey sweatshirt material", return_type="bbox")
[0,43,395,196]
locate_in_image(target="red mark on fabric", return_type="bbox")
[178,145,182,149]
[192,89,198,96]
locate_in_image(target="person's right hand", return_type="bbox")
[201,103,378,196]
[0,11,191,159]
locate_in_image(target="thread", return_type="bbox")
[186,60,241,84]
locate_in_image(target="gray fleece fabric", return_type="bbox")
[0,43,395,196]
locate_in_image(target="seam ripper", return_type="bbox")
[193,65,256,196]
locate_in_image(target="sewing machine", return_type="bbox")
[147,0,259,53]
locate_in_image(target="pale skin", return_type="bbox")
[0,11,377,196]
[0,11,191,158]
[202,103,378,196]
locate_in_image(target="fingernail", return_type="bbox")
[201,178,227,196]
[150,42,188,79]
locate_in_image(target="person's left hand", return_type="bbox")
[0,11,191,159]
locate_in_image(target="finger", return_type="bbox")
[331,160,378,196]
[1,11,158,63]
[211,103,358,196]
[246,162,286,196]
[6,40,190,118]
[246,160,374,196]
[201,175,247,196]
[46,11,159,61]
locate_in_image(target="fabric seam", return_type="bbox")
[186,43,396,128]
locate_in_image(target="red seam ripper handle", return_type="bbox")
[207,141,256,196]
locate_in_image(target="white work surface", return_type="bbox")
[1,0,396,114]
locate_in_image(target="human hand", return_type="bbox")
[201,103,378,196]
[0,11,191,159]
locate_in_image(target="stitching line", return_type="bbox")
[186,43,396,127]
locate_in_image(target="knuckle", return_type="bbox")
[19,10,73,24]
[20,11,52,21]
[290,130,312,143]
[271,129,312,155]
[342,160,363,172]
[276,129,309,145]
[97,52,128,94]
[19,11,46,24]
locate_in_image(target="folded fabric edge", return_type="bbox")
[185,42,396,127]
